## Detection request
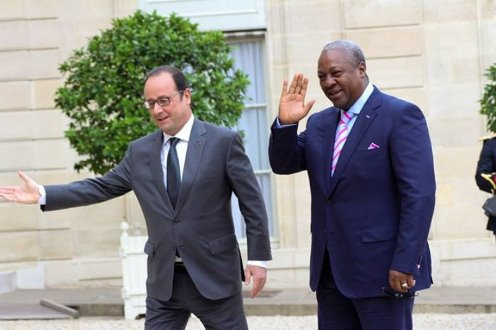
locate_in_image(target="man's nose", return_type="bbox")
[322,76,336,87]
[151,102,162,114]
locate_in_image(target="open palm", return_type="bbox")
[278,73,316,124]
[0,171,40,204]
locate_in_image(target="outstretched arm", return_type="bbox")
[0,171,40,204]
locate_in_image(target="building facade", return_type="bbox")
[0,0,495,290]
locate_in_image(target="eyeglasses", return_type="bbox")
[144,90,183,110]
[382,287,418,299]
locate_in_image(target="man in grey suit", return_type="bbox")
[0,65,272,329]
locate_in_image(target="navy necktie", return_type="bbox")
[167,137,181,209]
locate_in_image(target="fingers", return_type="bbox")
[406,277,416,289]
[18,171,30,183]
[299,76,309,97]
[397,276,415,292]
[18,170,38,186]
[278,73,313,124]
[389,269,415,292]
[280,79,288,98]
[250,272,267,298]
[0,186,22,202]
[0,187,10,201]
[244,265,267,298]
[283,73,308,96]
[0,171,40,204]
[250,277,266,298]
[288,73,299,94]
[291,74,305,95]
[244,268,251,286]
[303,99,317,115]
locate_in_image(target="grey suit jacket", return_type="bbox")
[43,119,272,301]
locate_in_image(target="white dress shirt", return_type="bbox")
[40,114,266,268]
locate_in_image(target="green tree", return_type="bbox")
[480,62,496,132]
[55,10,249,175]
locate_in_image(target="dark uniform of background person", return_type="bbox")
[475,134,496,237]
[0,65,272,330]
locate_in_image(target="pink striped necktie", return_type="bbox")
[331,110,354,176]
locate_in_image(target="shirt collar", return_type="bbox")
[347,82,374,116]
[162,114,194,144]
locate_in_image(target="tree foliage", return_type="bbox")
[55,10,249,175]
[480,62,496,132]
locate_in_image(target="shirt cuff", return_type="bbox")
[275,117,297,128]
[38,185,46,205]
[247,260,267,268]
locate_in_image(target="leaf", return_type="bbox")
[54,10,249,174]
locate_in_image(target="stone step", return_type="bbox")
[0,303,71,320]
[0,271,16,295]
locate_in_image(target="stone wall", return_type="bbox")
[0,0,138,288]
[1,0,495,289]
[265,0,496,288]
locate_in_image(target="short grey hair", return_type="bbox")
[322,40,366,68]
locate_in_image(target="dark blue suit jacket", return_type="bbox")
[269,87,435,298]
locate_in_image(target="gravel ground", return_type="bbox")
[0,314,495,329]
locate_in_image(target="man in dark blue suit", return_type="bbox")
[269,40,436,329]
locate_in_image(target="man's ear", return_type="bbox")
[182,88,192,104]
[358,62,367,77]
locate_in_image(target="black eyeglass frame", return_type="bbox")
[382,287,418,299]
[144,90,184,110]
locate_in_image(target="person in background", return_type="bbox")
[268,40,436,330]
[0,65,272,330]
[475,133,496,237]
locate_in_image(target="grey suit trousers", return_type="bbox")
[144,263,248,330]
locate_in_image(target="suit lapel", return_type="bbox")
[329,88,381,196]
[173,119,207,214]
[148,131,175,214]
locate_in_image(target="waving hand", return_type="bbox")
[278,73,316,125]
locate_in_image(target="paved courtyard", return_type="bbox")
[0,314,495,330]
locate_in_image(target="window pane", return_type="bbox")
[230,41,266,104]
[229,38,275,240]
[236,107,269,170]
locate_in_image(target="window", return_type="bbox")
[139,0,274,243]
[229,36,276,241]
